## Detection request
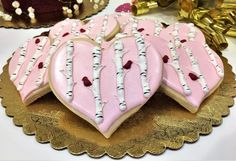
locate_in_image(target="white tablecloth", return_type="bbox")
[1,1,236,160]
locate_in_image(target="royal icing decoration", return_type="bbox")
[95,15,109,45]
[65,40,75,102]
[154,20,162,37]
[35,39,61,87]
[182,45,209,93]
[187,23,197,41]
[114,38,127,111]
[53,20,68,39]
[17,37,48,91]
[92,46,104,124]
[10,40,29,81]
[172,23,181,48]
[203,43,224,77]
[71,20,80,37]
[131,19,151,97]
[86,19,94,34]
[168,41,191,95]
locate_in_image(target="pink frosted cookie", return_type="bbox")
[8,36,52,105]
[48,33,163,138]
[150,23,224,113]
[48,15,120,45]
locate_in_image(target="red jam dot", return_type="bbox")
[189,73,199,81]
[123,60,133,69]
[35,38,40,44]
[162,55,169,63]
[138,28,144,32]
[38,62,43,69]
[180,39,187,43]
[80,28,86,33]
[82,77,92,87]
[62,32,69,37]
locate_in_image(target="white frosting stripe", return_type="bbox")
[71,20,79,37]
[54,19,67,39]
[131,17,138,31]
[65,40,74,102]
[154,20,162,37]
[114,38,127,111]
[35,39,61,87]
[86,19,94,34]
[187,23,196,41]
[95,15,108,45]
[183,45,209,93]
[10,40,29,81]
[17,37,48,91]
[92,46,104,124]
[204,43,224,77]
[131,18,151,97]
[172,23,181,48]
[168,42,192,95]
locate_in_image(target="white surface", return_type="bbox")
[0,1,236,160]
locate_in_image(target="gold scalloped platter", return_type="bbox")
[0,55,235,158]
[0,0,109,29]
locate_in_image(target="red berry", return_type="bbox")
[82,77,92,87]
[62,32,69,37]
[123,60,133,69]
[189,73,199,81]
[162,55,169,63]
[38,62,43,69]
[180,39,187,43]
[80,28,86,33]
[35,38,40,44]
[137,28,144,32]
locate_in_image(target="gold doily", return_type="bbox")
[0,0,109,29]
[0,56,235,158]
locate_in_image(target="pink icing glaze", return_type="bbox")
[8,36,51,103]
[149,23,224,110]
[49,36,163,133]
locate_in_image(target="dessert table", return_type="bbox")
[0,1,236,160]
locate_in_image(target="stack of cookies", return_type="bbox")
[8,13,224,138]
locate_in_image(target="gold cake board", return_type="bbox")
[0,56,235,158]
[0,0,109,28]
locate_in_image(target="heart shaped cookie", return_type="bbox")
[120,18,224,113]
[151,23,224,113]
[48,33,163,138]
